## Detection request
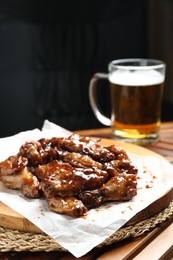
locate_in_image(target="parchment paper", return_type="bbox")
[0,120,173,258]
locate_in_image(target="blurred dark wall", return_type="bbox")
[0,1,147,137]
[147,0,173,121]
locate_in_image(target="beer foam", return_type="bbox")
[109,69,164,86]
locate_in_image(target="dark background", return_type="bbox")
[0,0,172,137]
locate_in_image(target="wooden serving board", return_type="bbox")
[0,139,172,234]
[0,201,42,233]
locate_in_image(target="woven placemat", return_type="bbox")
[0,201,173,252]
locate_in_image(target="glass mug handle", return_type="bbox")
[89,73,111,126]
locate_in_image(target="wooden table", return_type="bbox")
[0,122,173,260]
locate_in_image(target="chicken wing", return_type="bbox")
[46,195,87,217]
[34,161,108,197]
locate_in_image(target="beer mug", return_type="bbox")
[89,59,166,144]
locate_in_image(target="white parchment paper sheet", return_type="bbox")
[0,120,173,257]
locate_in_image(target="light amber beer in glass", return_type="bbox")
[89,59,166,144]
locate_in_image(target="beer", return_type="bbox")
[109,70,164,143]
[89,59,166,144]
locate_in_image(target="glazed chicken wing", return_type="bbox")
[79,165,137,208]
[35,161,108,197]
[46,196,87,217]
[56,135,115,163]
[0,155,40,198]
